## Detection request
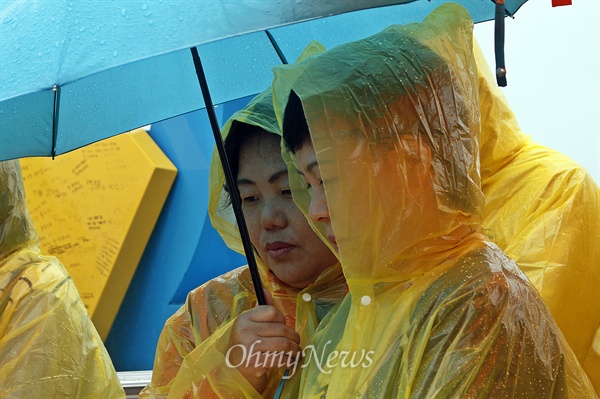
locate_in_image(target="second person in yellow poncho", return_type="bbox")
[474,41,600,393]
[275,3,596,397]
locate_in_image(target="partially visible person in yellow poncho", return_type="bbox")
[474,42,600,393]
[275,3,596,397]
[139,43,347,399]
[0,159,125,398]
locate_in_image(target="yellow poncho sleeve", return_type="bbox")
[140,263,347,398]
[139,266,266,398]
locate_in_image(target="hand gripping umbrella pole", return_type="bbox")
[190,47,267,305]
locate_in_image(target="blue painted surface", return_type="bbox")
[105,97,252,371]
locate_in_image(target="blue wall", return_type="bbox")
[105,97,251,371]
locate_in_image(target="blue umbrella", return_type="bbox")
[1,0,527,161]
[0,0,527,305]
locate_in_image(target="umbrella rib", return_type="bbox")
[265,30,289,65]
[189,47,267,306]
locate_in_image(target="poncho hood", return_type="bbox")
[274,3,484,287]
[0,160,39,263]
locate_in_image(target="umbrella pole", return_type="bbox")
[51,84,61,158]
[189,47,267,306]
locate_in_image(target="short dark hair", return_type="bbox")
[282,90,311,154]
[222,121,267,202]
[224,121,265,184]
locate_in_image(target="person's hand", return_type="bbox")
[226,290,301,393]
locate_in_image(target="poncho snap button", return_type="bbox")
[360,295,372,306]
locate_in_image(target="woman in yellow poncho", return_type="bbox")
[275,3,596,397]
[474,42,600,393]
[139,42,348,399]
[0,160,125,398]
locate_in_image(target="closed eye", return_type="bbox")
[305,180,323,191]
[242,195,259,204]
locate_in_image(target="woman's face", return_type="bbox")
[295,142,337,251]
[237,131,338,289]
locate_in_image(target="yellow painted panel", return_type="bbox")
[21,129,177,339]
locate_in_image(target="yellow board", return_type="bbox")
[20,129,177,340]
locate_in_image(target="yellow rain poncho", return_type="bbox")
[475,43,600,393]
[0,160,125,398]
[273,3,596,397]
[139,43,347,399]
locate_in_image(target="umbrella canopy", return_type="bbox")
[0,0,527,161]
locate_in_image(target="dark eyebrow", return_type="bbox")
[236,178,254,186]
[295,161,319,177]
[307,161,319,173]
[237,168,288,186]
[268,169,289,184]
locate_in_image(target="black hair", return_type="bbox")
[222,121,268,204]
[282,90,311,154]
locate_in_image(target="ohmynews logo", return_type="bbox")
[225,340,375,379]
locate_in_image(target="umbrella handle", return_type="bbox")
[494,0,507,87]
[189,47,267,306]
